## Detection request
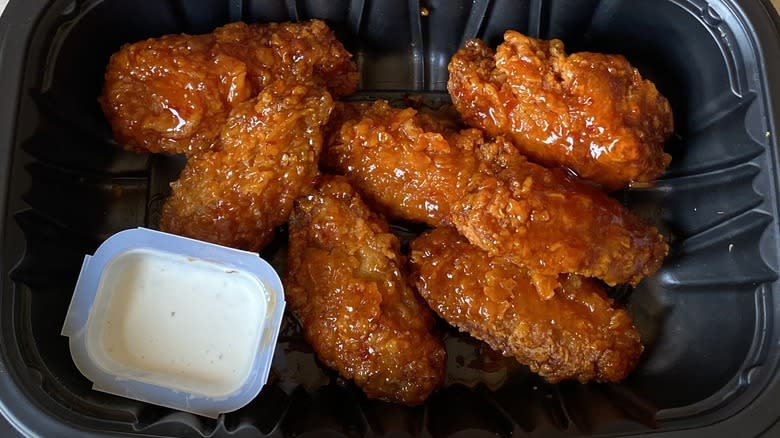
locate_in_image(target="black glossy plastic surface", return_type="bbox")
[1,0,780,437]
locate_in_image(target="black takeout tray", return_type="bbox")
[1,0,780,437]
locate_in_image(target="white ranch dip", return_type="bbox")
[86,248,266,398]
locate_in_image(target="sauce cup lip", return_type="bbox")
[61,228,286,418]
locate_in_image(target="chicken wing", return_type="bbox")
[323,100,479,226]
[101,20,357,155]
[285,175,445,405]
[410,227,642,383]
[159,81,333,251]
[325,101,666,290]
[451,136,668,290]
[448,32,673,191]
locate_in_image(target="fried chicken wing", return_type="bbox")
[325,101,666,289]
[323,100,479,226]
[101,20,357,155]
[410,227,642,383]
[451,136,668,290]
[285,175,445,405]
[159,81,333,251]
[448,32,673,191]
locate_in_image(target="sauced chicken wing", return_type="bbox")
[101,20,357,155]
[159,81,333,251]
[323,100,479,226]
[410,227,643,383]
[326,101,666,291]
[451,137,668,292]
[448,32,673,191]
[285,175,446,405]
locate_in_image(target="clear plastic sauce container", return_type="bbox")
[62,228,285,418]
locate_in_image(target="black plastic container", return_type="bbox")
[2,0,780,436]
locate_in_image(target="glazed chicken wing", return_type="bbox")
[326,101,666,291]
[159,81,333,251]
[448,32,673,191]
[410,227,643,383]
[451,137,668,292]
[101,20,357,155]
[285,175,446,405]
[323,100,479,226]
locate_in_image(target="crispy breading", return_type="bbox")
[159,81,333,251]
[325,101,666,291]
[451,136,668,291]
[285,175,446,405]
[101,20,357,155]
[448,32,673,191]
[410,227,642,383]
[323,100,479,226]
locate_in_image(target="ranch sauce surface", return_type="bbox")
[87,248,266,397]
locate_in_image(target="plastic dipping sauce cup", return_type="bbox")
[61,228,285,418]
